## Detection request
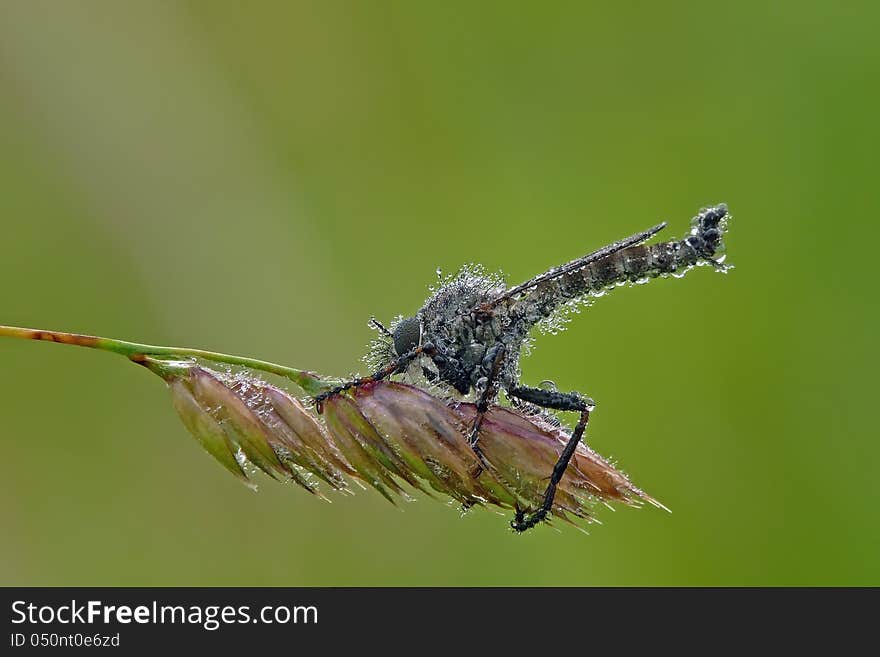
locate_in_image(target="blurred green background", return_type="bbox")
[1,1,877,586]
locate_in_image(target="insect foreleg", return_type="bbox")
[314,343,435,411]
[506,385,594,532]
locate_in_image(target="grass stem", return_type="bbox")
[0,324,332,395]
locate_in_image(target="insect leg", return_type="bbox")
[465,344,507,475]
[506,385,594,532]
[508,385,594,413]
[313,343,435,411]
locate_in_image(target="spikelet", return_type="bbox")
[149,359,353,497]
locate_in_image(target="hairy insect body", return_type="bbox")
[356,204,730,531]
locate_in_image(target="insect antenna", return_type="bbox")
[369,317,393,337]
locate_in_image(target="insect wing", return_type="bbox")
[490,221,667,306]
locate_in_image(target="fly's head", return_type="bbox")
[391,316,421,356]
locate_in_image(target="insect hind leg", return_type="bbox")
[508,385,594,413]
[507,385,594,532]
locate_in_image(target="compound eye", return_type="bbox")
[392,317,421,356]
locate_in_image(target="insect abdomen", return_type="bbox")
[509,205,729,331]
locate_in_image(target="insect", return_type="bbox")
[315,203,730,531]
[0,204,729,533]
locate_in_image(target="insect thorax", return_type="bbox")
[413,267,522,395]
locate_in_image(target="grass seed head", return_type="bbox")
[155,357,661,527]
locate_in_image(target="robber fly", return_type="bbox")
[315,204,730,531]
